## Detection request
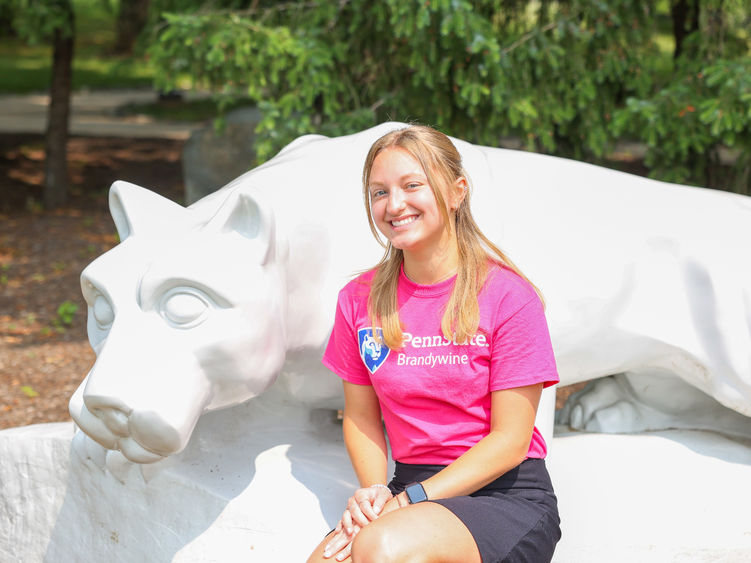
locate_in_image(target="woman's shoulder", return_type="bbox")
[482,261,540,308]
[338,268,377,301]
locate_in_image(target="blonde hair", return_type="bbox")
[362,124,541,350]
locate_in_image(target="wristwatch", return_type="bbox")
[404,482,428,504]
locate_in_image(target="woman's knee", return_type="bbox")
[351,522,401,563]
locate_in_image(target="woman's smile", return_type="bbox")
[391,215,418,228]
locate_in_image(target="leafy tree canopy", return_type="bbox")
[150,1,661,164]
[1,0,75,42]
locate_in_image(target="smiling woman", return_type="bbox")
[307,124,561,563]
[367,147,461,268]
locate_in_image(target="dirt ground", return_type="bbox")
[0,133,185,429]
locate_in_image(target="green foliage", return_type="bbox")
[0,0,74,44]
[613,59,751,192]
[0,0,156,93]
[5,0,747,191]
[53,299,78,330]
[612,0,751,192]
[20,385,39,398]
[148,1,660,163]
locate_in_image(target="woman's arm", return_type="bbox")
[342,380,389,487]
[340,381,393,529]
[319,382,391,560]
[396,382,543,503]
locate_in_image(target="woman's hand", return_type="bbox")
[323,485,394,560]
[344,484,393,530]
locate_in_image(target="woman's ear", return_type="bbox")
[449,177,468,211]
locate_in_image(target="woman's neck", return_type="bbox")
[402,242,459,285]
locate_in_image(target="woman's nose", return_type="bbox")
[386,189,405,214]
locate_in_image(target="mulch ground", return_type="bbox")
[0,132,585,431]
[0,133,184,429]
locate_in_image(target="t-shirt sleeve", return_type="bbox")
[489,295,559,391]
[321,289,373,386]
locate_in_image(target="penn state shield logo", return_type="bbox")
[358,327,390,374]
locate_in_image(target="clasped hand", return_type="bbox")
[323,484,400,561]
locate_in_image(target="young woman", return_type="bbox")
[307,125,560,562]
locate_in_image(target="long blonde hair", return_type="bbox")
[363,125,541,350]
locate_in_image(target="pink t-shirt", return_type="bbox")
[322,263,559,465]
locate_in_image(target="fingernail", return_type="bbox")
[323,550,330,558]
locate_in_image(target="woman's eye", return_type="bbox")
[160,289,210,328]
[406,182,420,190]
[372,189,387,199]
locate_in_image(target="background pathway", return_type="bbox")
[0,89,206,139]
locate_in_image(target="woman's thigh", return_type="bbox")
[351,502,481,563]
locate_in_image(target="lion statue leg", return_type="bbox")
[557,371,751,438]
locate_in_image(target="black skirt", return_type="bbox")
[388,458,561,563]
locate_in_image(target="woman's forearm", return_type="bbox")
[343,413,389,487]
[421,430,529,500]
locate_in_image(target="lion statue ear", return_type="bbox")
[109,181,189,241]
[205,190,277,265]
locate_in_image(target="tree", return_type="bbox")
[148,1,750,192]
[113,0,150,55]
[613,0,751,193]
[2,0,75,208]
[43,0,75,209]
[671,0,700,60]
[149,1,655,160]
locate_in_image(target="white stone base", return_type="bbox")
[2,415,751,561]
[549,429,751,562]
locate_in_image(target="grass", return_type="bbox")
[0,0,156,94]
[118,96,255,122]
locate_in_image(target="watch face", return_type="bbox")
[405,482,428,504]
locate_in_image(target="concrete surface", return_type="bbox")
[0,89,206,139]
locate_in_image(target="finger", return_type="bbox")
[335,540,353,562]
[347,498,370,528]
[359,498,379,521]
[372,488,392,515]
[342,508,354,534]
[323,530,350,559]
[324,524,359,560]
[334,525,359,562]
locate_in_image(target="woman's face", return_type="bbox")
[368,147,455,255]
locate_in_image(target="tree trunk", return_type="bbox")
[672,0,701,60]
[113,0,150,55]
[43,1,74,210]
[0,4,15,37]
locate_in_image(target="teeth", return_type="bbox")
[392,216,416,227]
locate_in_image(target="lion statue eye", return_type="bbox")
[93,295,115,329]
[160,289,210,328]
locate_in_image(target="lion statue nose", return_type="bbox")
[83,395,131,436]
[81,393,184,463]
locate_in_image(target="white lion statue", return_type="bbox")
[3,122,748,561]
[69,122,751,470]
